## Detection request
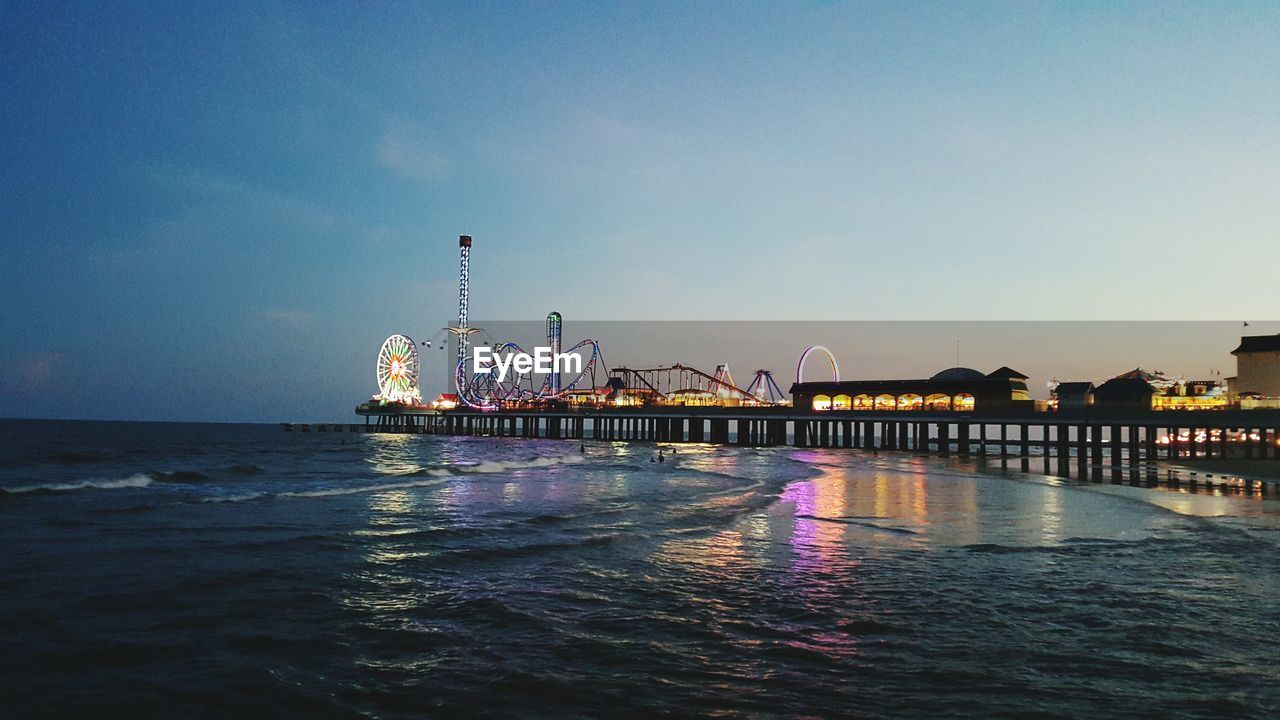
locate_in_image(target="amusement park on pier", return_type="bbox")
[334,236,1280,494]
[357,235,1280,420]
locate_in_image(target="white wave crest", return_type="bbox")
[200,454,586,503]
[2,474,154,494]
[459,454,584,474]
[201,492,268,503]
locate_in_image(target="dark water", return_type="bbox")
[2,420,1278,719]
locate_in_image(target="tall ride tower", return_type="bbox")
[546,311,563,395]
[454,234,472,367]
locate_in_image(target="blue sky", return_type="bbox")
[2,2,1278,420]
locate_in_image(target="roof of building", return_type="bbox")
[930,367,985,381]
[1113,368,1160,382]
[1054,381,1095,395]
[1232,334,1280,354]
[1094,377,1155,402]
[985,366,1029,380]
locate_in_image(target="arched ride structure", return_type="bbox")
[455,338,606,410]
[609,364,780,406]
[796,345,840,384]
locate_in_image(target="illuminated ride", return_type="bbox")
[374,334,422,404]
[745,370,788,404]
[796,345,840,384]
[608,363,780,406]
[454,338,606,409]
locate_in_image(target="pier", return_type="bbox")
[284,405,1280,494]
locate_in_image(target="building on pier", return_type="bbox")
[1093,377,1156,409]
[1086,369,1229,411]
[1153,378,1229,410]
[1231,334,1280,408]
[790,366,1033,413]
[1051,381,1096,410]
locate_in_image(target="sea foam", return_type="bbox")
[1,474,154,494]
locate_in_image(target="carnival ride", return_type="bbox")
[366,234,800,410]
[455,336,608,409]
[796,345,840,384]
[745,370,788,404]
[608,363,784,406]
[373,333,423,404]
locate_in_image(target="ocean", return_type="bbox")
[1,419,1278,718]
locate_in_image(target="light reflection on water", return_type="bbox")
[11,423,1275,717]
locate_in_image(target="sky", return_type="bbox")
[2,2,1279,421]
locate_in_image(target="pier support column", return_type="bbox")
[1055,425,1069,477]
[1020,425,1030,471]
[1075,424,1087,479]
[1043,425,1051,474]
[1086,425,1100,480]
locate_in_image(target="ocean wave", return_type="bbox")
[1,474,154,494]
[795,514,919,535]
[280,476,454,498]
[402,454,585,478]
[149,470,214,483]
[462,454,584,473]
[200,492,268,503]
[226,464,266,476]
[201,457,585,504]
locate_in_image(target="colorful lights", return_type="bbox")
[374,334,422,404]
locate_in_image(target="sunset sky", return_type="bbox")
[3,2,1278,420]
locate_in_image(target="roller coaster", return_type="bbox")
[608,364,785,407]
[455,336,608,409]
[382,235,792,410]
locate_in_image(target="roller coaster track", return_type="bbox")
[609,363,772,404]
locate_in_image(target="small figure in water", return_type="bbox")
[650,456,656,463]
[658,451,665,463]
[580,443,585,453]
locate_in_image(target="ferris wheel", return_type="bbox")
[375,334,422,403]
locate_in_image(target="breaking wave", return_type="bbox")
[280,477,453,498]
[1,474,154,494]
[401,454,584,477]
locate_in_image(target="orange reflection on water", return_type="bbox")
[652,529,753,576]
